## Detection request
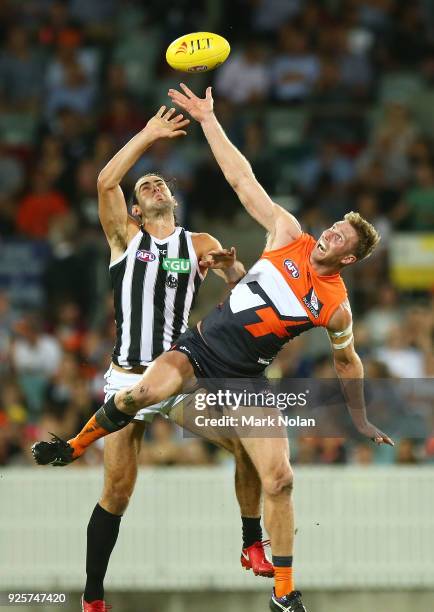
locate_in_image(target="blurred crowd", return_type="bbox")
[0,0,434,467]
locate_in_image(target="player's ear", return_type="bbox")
[131,204,142,218]
[341,254,357,266]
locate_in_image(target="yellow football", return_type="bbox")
[166,32,230,73]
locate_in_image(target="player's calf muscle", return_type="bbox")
[100,425,144,514]
[117,387,145,413]
[117,382,168,414]
[117,352,193,415]
[101,481,134,515]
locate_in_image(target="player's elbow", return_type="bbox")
[334,352,362,378]
[97,171,117,191]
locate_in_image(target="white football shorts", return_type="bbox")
[103,363,186,423]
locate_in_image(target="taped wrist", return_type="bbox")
[95,395,134,432]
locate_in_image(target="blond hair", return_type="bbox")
[344,211,381,260]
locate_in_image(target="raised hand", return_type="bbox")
[145,106,190,139]
[199,246,236,270]
[358,422,394,446]
[168,83,214,123]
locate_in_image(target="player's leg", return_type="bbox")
[84,421,145,605]
[237,432,303,608]
[169,397,272,576]
[32,351,194,465]
[232,440,275,577]
[169,397,263,518]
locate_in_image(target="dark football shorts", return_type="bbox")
[170,326,271,404]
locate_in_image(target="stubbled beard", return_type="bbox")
[142,199,175,220]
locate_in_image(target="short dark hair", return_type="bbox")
[129,173,179,225]
[131,172,175,206]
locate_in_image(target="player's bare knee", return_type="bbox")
[262,465,293,497]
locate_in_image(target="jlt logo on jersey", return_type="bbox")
[283,259,300,279]
[136,250,156,263]
[302,288,323,319]
[162,258,191,273]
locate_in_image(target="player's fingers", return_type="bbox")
[207,249,228,256]
[173,119,190,129]
[168,89,185,102]
[156,105,166,117]
[180,82,196,98]
[172,113,184,122]
[169,130,188,138]
[383,435,395,446]
[163,107,176,120]
[168,93,189,109]
[168,88,184,98]
[206,86,213,99]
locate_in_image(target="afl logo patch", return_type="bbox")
[284,259,300,279]
[136,250,156,263]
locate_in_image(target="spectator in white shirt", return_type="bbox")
[363,284,401,346]
[214,41,270,105]
[376,325,426,379]
[271,24,320,102]
[11,313,62,379]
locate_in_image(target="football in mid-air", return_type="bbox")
[166,32,230,73]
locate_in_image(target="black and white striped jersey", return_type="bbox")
[110,226,203,367]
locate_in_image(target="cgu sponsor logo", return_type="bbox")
[162,258,191,273]
[283,259,300,279]
[136,250,156,263]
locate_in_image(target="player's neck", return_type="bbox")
[143,215,176,240]
[309,255,342,277]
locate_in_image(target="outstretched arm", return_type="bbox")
[97,107,189,258]
[168,84,301,249]
[193,233,246,287]
[328,302,394,446]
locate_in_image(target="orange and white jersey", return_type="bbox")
[200,233,347,375]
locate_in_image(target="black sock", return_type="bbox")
[272,555,293,567]
[84,503,122,602]
[95,395,134,433]
[242,516,262,548]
